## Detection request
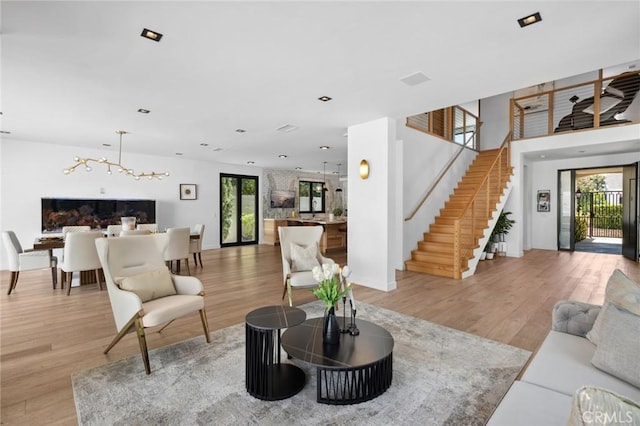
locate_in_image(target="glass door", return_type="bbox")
[220,174,258,246]
[557,169,576,250]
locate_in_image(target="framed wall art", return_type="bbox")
[537,190,550,212]
[180,184,197,200]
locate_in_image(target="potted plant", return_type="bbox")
[332,207,344,218]
[489,211,515,257]
[311,263,351,344]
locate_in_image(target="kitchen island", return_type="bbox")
[263,218,347,253]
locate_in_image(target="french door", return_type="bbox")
[622,163,638,260]
[557,170,576,250]
[220,174,258,247]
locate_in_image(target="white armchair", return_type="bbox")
[2,230,58,294]
[278,226,334,306]
[95,235,210,375]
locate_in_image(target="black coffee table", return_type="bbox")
[245,305,306,400]
[281,317,394,404]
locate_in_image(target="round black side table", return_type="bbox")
[245,305,306,400]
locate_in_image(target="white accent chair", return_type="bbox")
[189,224,205,268]
[164,227,191,275]
[2,231,58,295]
[278,226,334,306]
[95,235,210,374]
[120,229,151,236]
[136,223,158,233]
[106,225,122,237]
[59,231,104,295]
[61,225,91,239]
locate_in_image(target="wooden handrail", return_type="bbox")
[404,128,478,221]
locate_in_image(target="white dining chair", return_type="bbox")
[61,225,91,239]
[164,227,191,275]
[189,224,205,268]
[136,223,158,233]
[59,231,104,295]
[120,229,151,236]
[2,231,58,295]
[106,225,122,237]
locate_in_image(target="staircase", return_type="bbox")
[406,135,513,279]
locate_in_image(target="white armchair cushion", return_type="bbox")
[290,242,320,272]
[116,268,177,302]
[568,386,640,426]
[141,295,204,327]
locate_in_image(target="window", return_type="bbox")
[298,181,325,213]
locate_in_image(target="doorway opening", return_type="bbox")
[220,174,259,247]
[574,167,623,255]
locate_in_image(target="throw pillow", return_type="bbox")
[587,269,640,345]
[591,304,640,388]
[290,242,320,272]
[116,267,177,302]
[568,386,640,426]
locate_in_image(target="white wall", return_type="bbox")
[347,117,398,292]
[480,92,511,149]
[0,139,262,269]
[510,124,640,255]
[398,123,476,263]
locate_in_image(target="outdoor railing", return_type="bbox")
[407,105,479,150]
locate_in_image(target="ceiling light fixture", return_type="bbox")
[137,108,150,114]
[335,163,343,192]
[295,167,302,170]
[318,96,332,102]
[200,143,209,147]
[235,129,246,133]
[517,12,542,28]
[0,130,11,135]
[141,28,163,42]
[277,124,298,133]
[63,131,169,180]
[320,146,330,150]
[247,161,255,165]
[278,154,288,159]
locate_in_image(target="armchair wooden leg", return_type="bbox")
[135,317,151,375]
[287,280,293,307]
[95,269,103,291]
[7,271,18,295]
[157,319,175,334]
[199,309,211,343]
[281,280,288,300]
[104,313,139,354]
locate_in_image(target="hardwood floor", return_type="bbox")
[1,245,638,425]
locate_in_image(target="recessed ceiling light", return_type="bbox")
[141,28,163,42]
[320,146,330,150]
[0,130,11,134]
[137,108,150,114]
[332,171,339,175]
[539,154,546,159]
[235,129,246,133]
[295,167,302,170]
[102,143,111,147]
[277,124,298,133]
[176,152,183,156]
[247,161,255,165]
[200,143,209,147]
[400,71,431,86]
[278,154,288,159]
[213,147,223,152]
[318,96,332,102]
[518,12,542,28]
[578,150,586,153]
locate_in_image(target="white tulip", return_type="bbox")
[341,265,351,278]
[312,265,324,283]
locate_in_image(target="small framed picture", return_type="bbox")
[537,190,550,212]
[180,184,197,200]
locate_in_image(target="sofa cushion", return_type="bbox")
[521,331,640,401]
[568,386,640,426]
[289,242,320,272]
[116,268,177,302]
[591,304,640,388]
[587,269,640,345]
[487,381,572,426]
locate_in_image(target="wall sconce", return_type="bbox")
[359,159,370,180]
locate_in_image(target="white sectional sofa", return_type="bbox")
[488,270,640,425]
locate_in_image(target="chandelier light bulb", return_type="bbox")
[85,165,92,172]
[64,169,70,174]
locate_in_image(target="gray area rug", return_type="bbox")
[72,301,530,425]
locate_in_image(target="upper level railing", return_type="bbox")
[407,105,479,150]
[511,70,640,140]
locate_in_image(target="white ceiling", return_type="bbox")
[2,1,640,174]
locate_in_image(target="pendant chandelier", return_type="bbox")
[63,131,170,180]
[335,163,343,193]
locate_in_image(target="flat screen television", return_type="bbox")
[270,190,295,208]
[41,198,156,232]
